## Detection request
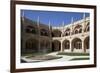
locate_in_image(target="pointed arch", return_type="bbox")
[63,39,70,49]
[73,24,82,34]
[25,25,37,34]
[84,22,90,32]
[52,40,61,52]
[52,29,62,37]
[72,38,82,51]
[84,36,89,50]
[64,28,70,36]
[25,38,38,52]
[40,29,49,36]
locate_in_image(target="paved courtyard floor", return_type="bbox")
[21,51,89,63]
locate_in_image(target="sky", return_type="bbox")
[21,10,90,27]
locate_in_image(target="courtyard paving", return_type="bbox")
[21,51,89,63]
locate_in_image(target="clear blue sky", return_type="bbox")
[21,10,89,27]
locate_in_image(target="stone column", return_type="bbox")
[70,25,73,36]
[38,38,40,52]
[37,16,41,52]
[60,21,64,52]
[49,38,52,52]
[70,41,72,52]
[82,23,85,33]
[49,40,52,52]
[82,40,85,53]
[70,25,73,52]
[49,20,52,52]
[82,13,86,33]
[22,39,26,53]
[60,41,64,52]
[71,17,74,35]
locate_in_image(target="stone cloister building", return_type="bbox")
[21,17,89,54]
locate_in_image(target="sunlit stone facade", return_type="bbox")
[21,17,90,53]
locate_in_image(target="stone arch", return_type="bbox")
[74,29,78,34]
[64,28,70,36]
[84,22,89,32]
[40,28,49,36]
[79,28,82,33]
[52,29,62,37]
[40,39,50,53]
[63,39,70,50]
[72,38,82,51]
[52,40,61,52]
[25,38,38,52]
[25,25,37,34]
[73,24,82,34]
[84,36,89,51]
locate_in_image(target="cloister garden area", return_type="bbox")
[21,51,89,63]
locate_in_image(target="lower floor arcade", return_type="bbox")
[21,36,89,53]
